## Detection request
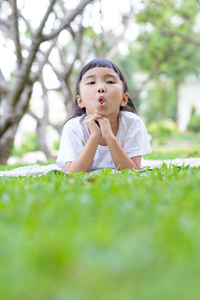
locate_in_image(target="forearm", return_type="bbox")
[66,134,99,173]
[107,135,140,170]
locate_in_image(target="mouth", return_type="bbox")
[98,96,105,107]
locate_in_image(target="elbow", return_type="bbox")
[66,162,73,173]
[65,162,90,173]
[134,162,141,171]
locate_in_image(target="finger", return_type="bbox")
[93,113,103,119]
[97,117,109,125]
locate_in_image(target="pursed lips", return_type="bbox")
[98,96,106,107]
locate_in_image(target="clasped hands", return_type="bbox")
[86,113,114,141]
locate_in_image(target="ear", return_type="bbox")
[76,95,85,108]
[120,93,128,107]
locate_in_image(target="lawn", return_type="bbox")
[1,161,200,300]
[1,135,200,300]
[146,130,200,160]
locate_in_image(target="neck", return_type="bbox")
[107,111,120,132]
[110,116,119,135]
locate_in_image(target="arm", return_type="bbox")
[106,135,141,170]
[66,114,100,173]
[66,134,99,172]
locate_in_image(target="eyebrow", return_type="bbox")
[83,73,118,81]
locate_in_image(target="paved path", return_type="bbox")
[0,158,200,177]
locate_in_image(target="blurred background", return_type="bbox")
[0,0,200,165]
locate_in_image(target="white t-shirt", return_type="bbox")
[56,111,152,171]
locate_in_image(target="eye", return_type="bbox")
[107,80,115,84]
[87,81,95,85]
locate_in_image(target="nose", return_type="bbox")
[97,82,106,93]
[98,86,105,93]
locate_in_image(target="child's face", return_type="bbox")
[77,67,128,119]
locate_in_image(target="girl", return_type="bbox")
[56,58,151,173]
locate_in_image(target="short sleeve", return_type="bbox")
[120,113,152,158]
[56,121,85,172]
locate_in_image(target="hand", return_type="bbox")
[96,116,114,141]
[86,114,101,139]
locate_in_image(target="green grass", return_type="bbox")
[146,131,200,160]
[1,165,200,300]
[146,144,200,160]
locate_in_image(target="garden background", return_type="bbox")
[0,0,200,299]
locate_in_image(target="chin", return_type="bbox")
[94,110,105,116]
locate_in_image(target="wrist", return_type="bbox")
[90,132,100,141]
[104,132,115,143]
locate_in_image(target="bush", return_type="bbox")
[147,120,179,138]
[187,114,200,132]
[12,132,39,157]
[53,139,60,150]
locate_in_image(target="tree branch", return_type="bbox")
[106,6,135,60]
[64,24,85,79]
[162,29,200,46]
[31,37,58,82]
[0,18,10,31]
[28,110,41,124]
[1,0,95,137]
[133,49,173,100]
[18,11,32,34]
[49,122,63,135]
[10,0,22,67]
[0,70,9,99]
[36,0,57,36]
[39,74,49,121]
[48,23,84,83]
[0,84,33,136]
[42,0,95,41]
[7,0,57,109]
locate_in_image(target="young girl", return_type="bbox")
[56,58,151,173]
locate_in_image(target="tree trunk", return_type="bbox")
[36,123,54,159]
[0,0,94,165]
[0,123,18,165]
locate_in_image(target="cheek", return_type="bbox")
[111,84,123,95]
[80,86,91,98]
[112,89,123,99]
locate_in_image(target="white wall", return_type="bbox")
[177,79,200,131]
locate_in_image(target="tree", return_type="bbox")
[115,0,200,122]
[0,0,140,164]
[28,0,138,159]
[0,0,95,164]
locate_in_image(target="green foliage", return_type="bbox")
[11,132,39,157]
[147,119,179,137]
[187,114,200,132]
[114,53,140,109]
[114,0,200,122]
[53,139,60,151]
[85,27,98,39]
[140,79,177,122]
[135,0,200,80]
[24,28,31,37]
[0,166,200,299]
[21,131,39,153]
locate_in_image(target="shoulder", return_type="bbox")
[63,114,87,131]
[119,111,145,127]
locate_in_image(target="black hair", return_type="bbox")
[67,58,136,121]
